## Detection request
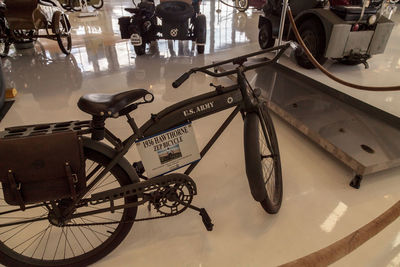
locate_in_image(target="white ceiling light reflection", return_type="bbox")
[392,232,400,249]
[387,252,400,267]
[320,202,348,233]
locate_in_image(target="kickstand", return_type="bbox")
[188,204,214,231]
[361,59,369,69]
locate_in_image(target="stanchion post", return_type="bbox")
[276,0,289,58]
[217,0,221,13]
[78,0,98,18]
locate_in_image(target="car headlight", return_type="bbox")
[368,15,377,25]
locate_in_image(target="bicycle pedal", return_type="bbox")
[199,208,214,231]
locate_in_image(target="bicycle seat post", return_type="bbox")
[126,114,142,138]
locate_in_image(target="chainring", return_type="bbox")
[64,173,197,226]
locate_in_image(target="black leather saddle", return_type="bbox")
[78,89,153,117]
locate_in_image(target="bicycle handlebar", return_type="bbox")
[172,43,290,88]
[172,71,192,88]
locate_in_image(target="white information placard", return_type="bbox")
[136,123,200,178]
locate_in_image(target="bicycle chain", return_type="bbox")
[65,214,176,227]
[64,173,197,227]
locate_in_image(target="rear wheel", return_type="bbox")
[0,148,137,266]
[196,45,205,54]
[235,0,249,12]
[134,43,146,56]
[294,19,326,69]
[72,0,82,12]
[258,24,274,49]
[156,2,194,22]
[52,12,72,55]
[91,0,104,9]
[0,22,10,57]
[244,104,283,214]
[195,14,207,54]
[61,0,73,11]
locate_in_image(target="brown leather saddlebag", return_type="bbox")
[0,131,86,210]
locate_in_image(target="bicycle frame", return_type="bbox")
[80,44,289,198]
[35,43,286,221]
[0,44,289,228]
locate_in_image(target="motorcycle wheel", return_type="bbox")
[294,19,327,69]
[134,43,146,56]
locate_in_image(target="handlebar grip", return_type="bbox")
[172,72,191,88]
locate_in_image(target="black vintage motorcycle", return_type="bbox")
[118,0,207,55]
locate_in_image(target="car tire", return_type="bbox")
[156,1,194,22]
[195,14,206,54]
[294,19,327,69]
[258,23,274,49]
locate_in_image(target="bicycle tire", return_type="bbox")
[134,42,146,56]
[235,0,249,12]
[91,0,104,9]
[52,12,72,55]
[258,23,274,50]
[244,104,283,214]
[294,19,327,69]
[0,147,138,266]
[0,20,10,56]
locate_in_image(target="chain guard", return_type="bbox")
[65,173,197,226]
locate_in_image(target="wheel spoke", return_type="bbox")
[0,151,135,264]
[52,229,63,260]
[79,218,105,241]
[30,226,50,258]
[68,226,86,254]
[18,227,48,253]
[41,226,53,260]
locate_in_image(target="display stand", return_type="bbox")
[77,0,98,18]
[218,61,400,189]
[216,0,221,13]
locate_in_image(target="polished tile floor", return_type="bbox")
[1,1,400,266]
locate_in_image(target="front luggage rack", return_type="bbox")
[0,120,92,139]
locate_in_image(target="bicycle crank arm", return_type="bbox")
[171,197,214,231]
[190,205,214,231]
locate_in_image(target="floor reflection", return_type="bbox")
[66,0,259,76]
[1,0,260,97]
[2,44,83,110]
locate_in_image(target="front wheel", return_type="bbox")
[0,41,9,57]
[91,0,104,9]
[196,45,205,54]
[235,0,249,12]
[134,43,146,56]
[258,23,274,49]
[244,104,283,214]
[0,148,137,266]
[61,0,73,11]
[294,19,326,69]
[0,21,10,56]
[195,14,207,54]
[52,12,72,55]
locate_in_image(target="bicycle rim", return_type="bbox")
[0,149,137,266]
[258,107,282,213]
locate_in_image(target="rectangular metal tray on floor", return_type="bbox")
[221,62,400,185]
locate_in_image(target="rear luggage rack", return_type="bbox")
[0,120,92,139]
